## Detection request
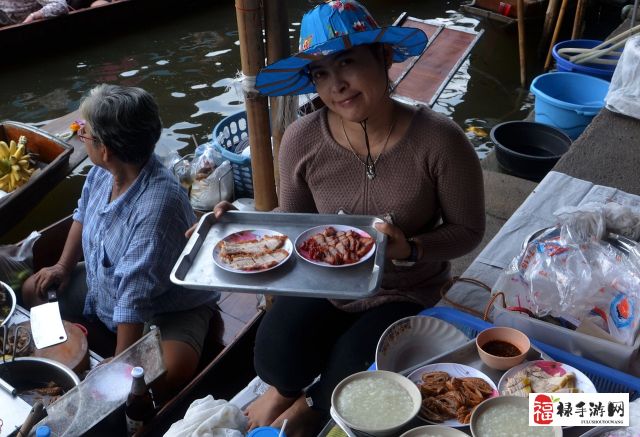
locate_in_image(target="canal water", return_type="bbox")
[0,0,534,242]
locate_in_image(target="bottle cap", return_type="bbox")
[36,425,51,437]
[247,426,285,437]
[131,366,144,378]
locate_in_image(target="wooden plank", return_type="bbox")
[218,292,261,325]
[219,311,251,347]
[392,25,479,106]
[388,21,441,86]
[41,110,87,171]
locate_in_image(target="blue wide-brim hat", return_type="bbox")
[255,0,428,96]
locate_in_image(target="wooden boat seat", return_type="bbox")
[389,15,484,108]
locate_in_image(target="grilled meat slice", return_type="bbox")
[220,235,287,261]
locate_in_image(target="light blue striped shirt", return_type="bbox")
[73,154,218,331]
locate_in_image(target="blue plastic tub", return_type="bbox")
[530,72,610,140]
[552,39,620,82]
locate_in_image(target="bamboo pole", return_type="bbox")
[572,0,585,39]
[263,0,290,194]
[235,0,278,211]
[544,0,570,70]
[517,0,526,86]
[539,0,560,58]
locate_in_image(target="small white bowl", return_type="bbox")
[331,370,421,437]
[400,425,469,437]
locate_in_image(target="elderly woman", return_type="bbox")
[0,0,67,26]
[22,84,218,401]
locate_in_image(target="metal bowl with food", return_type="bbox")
[0,281,17,328]
[0,357,80,407]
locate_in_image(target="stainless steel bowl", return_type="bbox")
[523,226,639,256]
[0,281,17,328]
[0,357,80,399]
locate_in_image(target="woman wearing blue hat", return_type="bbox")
[241,1,486,434]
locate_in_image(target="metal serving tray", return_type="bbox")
[417,338,546,386]
[170,211,387,299]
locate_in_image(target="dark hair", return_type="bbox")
[79,84,162,165]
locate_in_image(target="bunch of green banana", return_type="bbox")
[0,135,34,193]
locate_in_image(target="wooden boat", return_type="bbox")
[0,0,209,61]
[0,121,74,236]
[14,214,262,435]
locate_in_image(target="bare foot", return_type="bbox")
[245,386,298,430]
[271,395,324,437]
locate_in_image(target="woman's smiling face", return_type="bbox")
[308,44,389,122]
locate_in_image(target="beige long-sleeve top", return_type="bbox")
[278,106,485,311]
[0,0,67,25]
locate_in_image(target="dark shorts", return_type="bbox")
[144,305,214,356]
[60,262,213,357]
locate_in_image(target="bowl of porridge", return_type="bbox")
[470,396,562,437]
[331,370,421,436]
[400,424,470,436]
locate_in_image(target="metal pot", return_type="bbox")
[0,357,80,396]
[0,281,17,328]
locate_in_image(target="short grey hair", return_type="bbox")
[79,84,162,165]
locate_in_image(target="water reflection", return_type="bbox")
[0,0,536,241]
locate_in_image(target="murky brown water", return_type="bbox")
[0,0,534,243]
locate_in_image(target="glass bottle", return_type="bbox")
[125,366,155,436]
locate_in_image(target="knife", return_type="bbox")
[30,289,67,349]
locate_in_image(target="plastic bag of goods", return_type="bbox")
[606,35,640,120]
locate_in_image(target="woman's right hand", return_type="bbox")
[185,201,238,238]
[31,263,71,300]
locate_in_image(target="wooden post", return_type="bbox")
[235,0,278,211]
[263,0,291,193]
[539,0,560,59]
[517,0,526,87]
[544,0,570,70]
[572,0,586,39]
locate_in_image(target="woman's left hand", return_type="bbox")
[374,221,411,260]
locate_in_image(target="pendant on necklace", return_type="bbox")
[366,165,376,180]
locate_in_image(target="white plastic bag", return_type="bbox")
[190,160,233,211]
[493,206,640,345]
[606,35,640,120]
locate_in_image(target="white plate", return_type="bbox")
[294,224,376,268]
[212,229,293,274]
[498,360,597,395]
[408,363,499,427]
[376,316,468,373]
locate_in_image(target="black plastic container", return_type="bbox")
[490,121,572,182]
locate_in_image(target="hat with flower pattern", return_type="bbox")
[255,0,428,96]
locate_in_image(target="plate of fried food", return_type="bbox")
[408,363,498,427]
[295,225,376,267]
[213,229,293,273]
[498,360,597,396]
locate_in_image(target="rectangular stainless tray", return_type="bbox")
[170,211,387,299]
[417,338,547,387]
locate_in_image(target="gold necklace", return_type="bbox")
[341,116,396,180]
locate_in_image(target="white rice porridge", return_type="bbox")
[476,403,556,437]
[336,377,414,429]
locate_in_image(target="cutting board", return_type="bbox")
[23,321,89,374]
